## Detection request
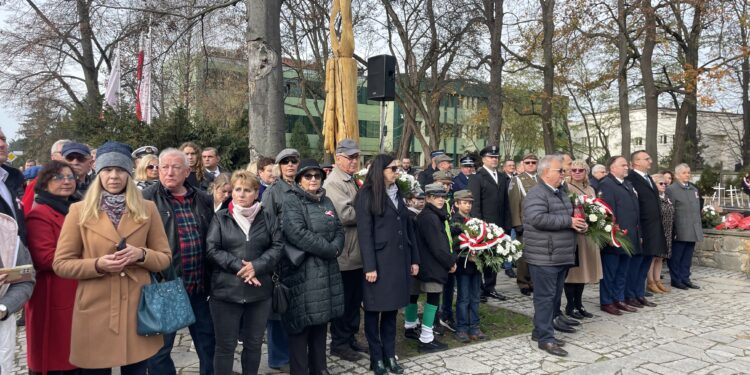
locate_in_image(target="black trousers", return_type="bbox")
[364,310,397,363]
[481,266,498,295]
[330,269,363,348]
[79,361,147,375]
[288,323,328,375]
[564,283,585,312]
[209,297,271,375]
[528,264,566,345]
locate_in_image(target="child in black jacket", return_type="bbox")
[403,183,457,353]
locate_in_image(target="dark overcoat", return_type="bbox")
[468,167,512,232]
[597,175,642,255]
[356,188,419,311]
[625,170,667,257]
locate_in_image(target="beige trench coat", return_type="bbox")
[53,200,172,369]
[566,181,603,284]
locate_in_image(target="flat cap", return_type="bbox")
[275,148,300,164]
[522,153,539,161]
[61,142,91,157]
[335,139,360,156]
[453,189,473,201]
[432,170,454,182]
[434,154,453,163]
[424,182,449,196]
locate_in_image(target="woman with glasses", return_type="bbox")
[356,154,419,375]
[134,154,159,190]
[563,160,602,320]
[648,174,674,293]
[281,159,345,375]
[26,161,81,375]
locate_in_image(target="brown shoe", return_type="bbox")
[656,281,670,293]
[615,301,638,312]
[625,298,644,308]
[538,342,568,357]
[600,304,622,316]
[647,282,663,294]
[637,297,657,307]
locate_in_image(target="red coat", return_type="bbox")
[25,202,78,373]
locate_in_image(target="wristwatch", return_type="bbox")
[0,304,8,321]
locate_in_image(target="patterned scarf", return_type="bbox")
[100,191,127,228]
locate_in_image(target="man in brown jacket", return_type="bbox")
[509,153,539,295]
[323,139,367,362]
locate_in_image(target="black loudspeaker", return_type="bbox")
[367,55,396,101]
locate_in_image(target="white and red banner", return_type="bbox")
[104,46,120,111]
[135,28,152,124]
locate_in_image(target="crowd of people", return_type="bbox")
[0,126,706,374]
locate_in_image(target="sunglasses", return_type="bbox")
[571,168,586,173]
[302,173,322,181]
[524,161,537,165]
[146,165,159,170]
[385,166,399,172]
[280,158,299,165]
[52,173,76,181]
[658,182,667,186]
[65,154,88,162]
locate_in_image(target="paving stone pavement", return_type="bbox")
[12,266,750,374]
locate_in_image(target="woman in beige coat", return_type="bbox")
[53,141,171,375]
[564,160,603,320]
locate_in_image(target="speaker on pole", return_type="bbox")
[367,55,396,101]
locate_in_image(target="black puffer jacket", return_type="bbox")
[416,203,457,284]
[206,203,283,304]
[280,184,345,335]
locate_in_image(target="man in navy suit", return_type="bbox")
[597,156,642,316]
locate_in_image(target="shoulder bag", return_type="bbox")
[137,266,196,336]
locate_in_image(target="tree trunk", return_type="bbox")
[246,0,286,163]
[540,0,556,154]
[640,0,658,170]
[617,0,631,157]
[76,0,100,116]
[485,0,504,145]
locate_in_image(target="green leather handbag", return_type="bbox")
[137,267,196,336]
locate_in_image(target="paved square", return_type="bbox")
[13,266,750,374]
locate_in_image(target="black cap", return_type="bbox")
[430,150,446,158]
[460,156,475,166]
[294,159,326,183]
[480,145,500,157]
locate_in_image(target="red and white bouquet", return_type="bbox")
[571,194,633,255]
[456,218,522,272]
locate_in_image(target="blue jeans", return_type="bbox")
[266,319,290,368]
[626,255,653,299]
[147,293,215,375]
[455,273,481,334]
[441,275,455,322]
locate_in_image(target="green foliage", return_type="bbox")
[695,164,721,196]
[289,120,318,160]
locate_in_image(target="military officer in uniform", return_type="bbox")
[468,145,511,302]
[509,153,540,296]
[452,156,475,192]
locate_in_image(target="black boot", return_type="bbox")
[385,357,404,374]
[370,360,388,375]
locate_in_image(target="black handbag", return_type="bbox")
[283,243,306,267]
[271,272,290,314]
[137,266,195,336]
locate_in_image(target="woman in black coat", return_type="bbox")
[281,159,345,375]
[206,170,283,375]
[355,154,420,375]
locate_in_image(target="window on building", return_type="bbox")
[633,137,643,146]
[359,120,380,138]
[659,134,668,144]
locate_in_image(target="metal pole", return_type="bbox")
[453,95,458,164]
[379,101,386,153]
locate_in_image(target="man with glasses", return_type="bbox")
[598,156,642,316]
[260,148,300,372]
[323,139,368,362]
[468,145,510,302]
[143,148,216,375]
[509,153,539,296]
[523,155,585,357]
[625,151,664,307]
[61,142,93,198]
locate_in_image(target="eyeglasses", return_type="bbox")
[302,173,322,181]
[339,153,359,161]
[550,168,563,174]
[571,168,586,173]
[524,161,537,165]
[385,166,399,172]
[52,174,76,181]
[280,158,299,165]
[146,165,159,170]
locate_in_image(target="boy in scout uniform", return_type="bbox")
[509,153,540,296]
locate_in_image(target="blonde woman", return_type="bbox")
[209,173,232,212]
[563,160,602,319]
[134,154,159,190]
[53,141,172,375]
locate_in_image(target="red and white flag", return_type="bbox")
[135,28,152,124]
[104,46,120,110]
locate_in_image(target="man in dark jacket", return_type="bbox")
[523,155,585,357]
[452,156,475,192]
[625,151,663,308]
[0,129,26,242]
[468,145,510,301]
[143,148,215,375]
[418,150,447,188]
[598,156,642,317]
